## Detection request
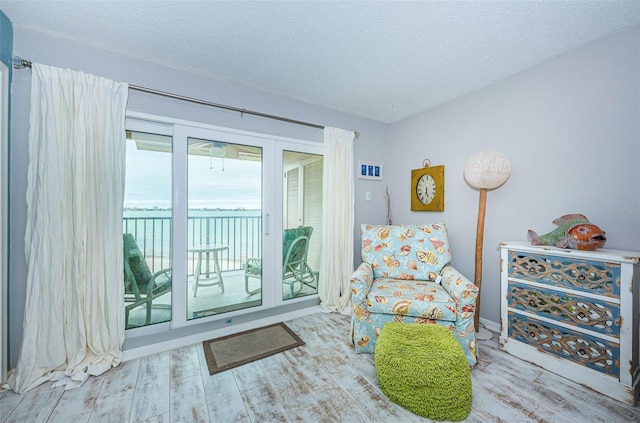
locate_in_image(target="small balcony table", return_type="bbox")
[189,244,229,296]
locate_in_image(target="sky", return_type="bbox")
[124,139,262,210]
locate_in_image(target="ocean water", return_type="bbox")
[124,209,261,219]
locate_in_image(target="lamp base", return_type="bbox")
[475,326,494,341]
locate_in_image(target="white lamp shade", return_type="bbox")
[464,151,511,189]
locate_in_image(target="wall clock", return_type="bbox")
[411,160,444,212]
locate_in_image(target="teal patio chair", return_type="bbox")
[123,233,172,329]
[244,226,319,299]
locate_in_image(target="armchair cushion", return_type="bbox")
[361,223,451,281]
[367,278,458,321]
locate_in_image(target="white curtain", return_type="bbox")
[319,127,356,314]
[6,64,128,393]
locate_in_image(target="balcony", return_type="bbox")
[123,211,318,329]
[123,211,262,276]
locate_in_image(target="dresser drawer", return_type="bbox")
[508,281,620,337]
[508,250,620,297]
[507,312,619,377]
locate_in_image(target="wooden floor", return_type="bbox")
[2,312,640,422]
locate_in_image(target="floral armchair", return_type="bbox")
[350,223,479,366]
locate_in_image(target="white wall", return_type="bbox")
[8,27,388,366]
[387,27,640,327]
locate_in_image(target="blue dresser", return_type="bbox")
[499,242,640,405]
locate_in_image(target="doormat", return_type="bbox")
[202,322,305,375]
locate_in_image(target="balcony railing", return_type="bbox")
[123,213,262,275]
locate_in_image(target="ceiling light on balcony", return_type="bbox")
[208,145,225,157]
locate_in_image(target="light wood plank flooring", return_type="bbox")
[2,312,640,422]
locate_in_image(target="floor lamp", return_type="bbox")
[463,151,511,341]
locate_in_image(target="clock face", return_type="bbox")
[416,174,436,204]
[410,164,444,211]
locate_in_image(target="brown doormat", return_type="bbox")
[202,322,305,375]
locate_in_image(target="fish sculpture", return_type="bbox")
[527,214,606,251]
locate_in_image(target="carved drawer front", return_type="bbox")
[508,312,619,377]
[508,282,620,337]
[508,250,620,297]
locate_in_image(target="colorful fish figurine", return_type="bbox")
[527,214,606,251]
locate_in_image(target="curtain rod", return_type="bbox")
[12,56,360,139]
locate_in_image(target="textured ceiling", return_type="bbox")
[1,1,639,123]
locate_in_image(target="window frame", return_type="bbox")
[124,112,324,338]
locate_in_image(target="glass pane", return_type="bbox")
[123,131,172,329]
[282,151,322,300]
[187,138,262,319]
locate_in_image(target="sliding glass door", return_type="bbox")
[186,137,263,319]
[124,116,322,334]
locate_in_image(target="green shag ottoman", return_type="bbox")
[374,323,472,421]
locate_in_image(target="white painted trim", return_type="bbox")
[169,124,189,330]
[125,111,320,146]
[499,241,640,263]
[479,317,500,334]
[122,305,322,362]
[0,62,8,384]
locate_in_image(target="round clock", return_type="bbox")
[411,161,444,212]
[416,173,437,205]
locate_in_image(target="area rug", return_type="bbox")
[202,322,305,375]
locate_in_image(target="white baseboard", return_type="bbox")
[122,305,322,362]
[122,310,500,362]
[480,317,500,333]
